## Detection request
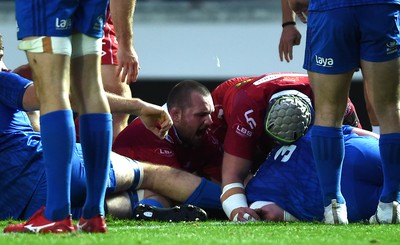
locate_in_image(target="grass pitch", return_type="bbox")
[1,219,400,245]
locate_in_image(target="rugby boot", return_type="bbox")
[323,199,349,224]
[3,207,75,233]
[133,204,207,222]
[370,201,400,224]
[77,214,107,233]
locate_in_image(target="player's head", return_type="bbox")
[167,80,214,146]
[343,98,361,128]
[265,90,314,145]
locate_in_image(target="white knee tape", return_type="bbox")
[18,36,72,55]
[71,33,102,58]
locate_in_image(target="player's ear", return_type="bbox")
[169,107,182,123]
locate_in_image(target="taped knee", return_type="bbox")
[18,36,72,55]
[71,33,102,58]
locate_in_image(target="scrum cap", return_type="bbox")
[265,90,314,145]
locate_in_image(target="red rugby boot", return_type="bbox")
[3,207,75,233]
[77,214,107,233]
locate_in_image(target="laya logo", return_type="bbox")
[55,18,71,30]
[155,148,174,157]
[315,55,333,67]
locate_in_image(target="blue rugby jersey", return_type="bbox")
[246,125,382,222]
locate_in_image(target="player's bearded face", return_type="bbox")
[178,112,210,146]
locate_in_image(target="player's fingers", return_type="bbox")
[279,42,284,62]
[287,46,293,62]
[283,44,291,63]
[133,63,140,83]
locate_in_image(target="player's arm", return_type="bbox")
[109,0,140,83]
[220,152,260,222]
[105,93,172,139]
[5,72,172,139]
[279,0,302,62]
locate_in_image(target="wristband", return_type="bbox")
[221,183,247,220]
[282,21,296,28]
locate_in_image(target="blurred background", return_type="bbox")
[0,0,370,128]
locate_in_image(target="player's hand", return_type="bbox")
[288,0,309,23]
[139,103,173,139]
[232,207,260,222]
[279,25,302,62]
[253,204,285,221]
[116,46,140,84]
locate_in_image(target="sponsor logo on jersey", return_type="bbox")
[55,18,71,30]
[234,124,252,137]
[234,78,252,88]
[155,148,174,157]
[315,55,334,68]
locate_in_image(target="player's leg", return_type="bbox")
[105,189,207,222]
[358,4,400,224]
[304,8,358,224]
[69,33,112,233]
[68,0,112,233]
[362,59,400,224]
[105,189,170,219]
[4,0,76,233]
[308,71,352,224]
[110,152,222,210]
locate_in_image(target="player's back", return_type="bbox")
[246,126,383,222]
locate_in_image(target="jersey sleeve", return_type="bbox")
[112,119,182,169]
[0,72,32,110]
[222,91,265,160]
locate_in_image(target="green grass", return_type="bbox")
[1,219,400,245]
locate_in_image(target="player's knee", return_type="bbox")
[71,33,101,58]
[18,36,72,55]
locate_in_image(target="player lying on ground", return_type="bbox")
[0,72,222,232]
[246,125,384,223]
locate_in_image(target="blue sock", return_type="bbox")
[80,113,112,219]
[126,191,164,210]
[184,178,222,209]
[311,126,345,206]
[138,199,164,208]
[379,133,400,203]
[41,110,75,221]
